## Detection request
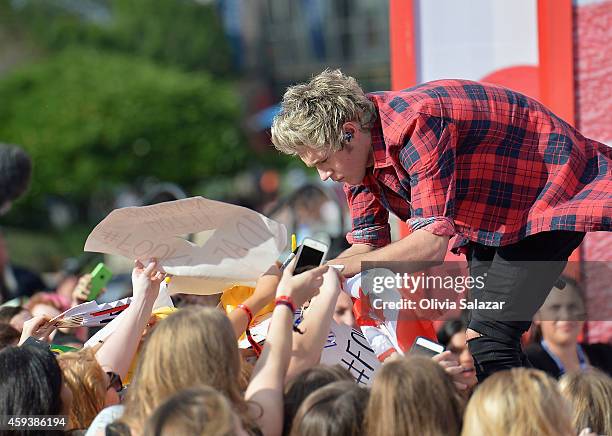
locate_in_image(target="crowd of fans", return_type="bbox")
[0,255,610,436]
[0,143,611,436]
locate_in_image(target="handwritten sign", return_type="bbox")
[320,321,381,386]
[84,197,287,295]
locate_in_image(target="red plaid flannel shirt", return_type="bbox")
[344,80,612,252]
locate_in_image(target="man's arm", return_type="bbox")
[334,243,375,260]
[330,115,458,277]
[328,229,449,277]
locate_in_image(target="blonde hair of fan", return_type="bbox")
[118,306,257,434]
[462,368,574,436]
[57,345,106,429]
[559,368,612,436]
[365,355,464,436]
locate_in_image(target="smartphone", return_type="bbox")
[410,336,445,357]
[88,263,113,301]
[293,238,329,274]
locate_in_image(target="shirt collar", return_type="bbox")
[369,105,394,170]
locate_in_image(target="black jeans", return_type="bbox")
[466,230,585,382]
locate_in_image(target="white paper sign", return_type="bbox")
[84,197,287,295]
[320,321,381,386]
[235,314,381,385]
[84,283,174,348]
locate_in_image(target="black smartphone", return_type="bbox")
[293,237,329,274]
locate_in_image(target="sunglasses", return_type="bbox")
[106,371,123,393]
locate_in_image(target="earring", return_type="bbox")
[343,132,353,142]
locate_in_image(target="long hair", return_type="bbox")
[118,307,254,433]
[0,346,64,436]
[462,368,574,436]
[365,355,464,436]
[559,368,612,436]
[57,347,107,429]
[289,381,368,436]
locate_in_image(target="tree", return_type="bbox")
[5,0,233,75]
[0,48,249,226]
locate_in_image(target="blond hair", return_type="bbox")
[143,386,236,436]
[462,368,574,436]
[271,69,377,156]
[57,346,107,429]
[119,307,255,434]
[365,355,464,436]
[559,368,612,435]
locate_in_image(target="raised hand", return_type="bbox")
[71,273,97,305]
[432,350,476,391]
[18,315,56,345]
[276,258,329,307]
[132,259,164,302]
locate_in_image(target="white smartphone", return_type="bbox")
[410,336,445,357]
[293,237,329,274]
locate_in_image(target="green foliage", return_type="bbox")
[6,0,232,74]
[0,48,249,221]
[110,0,232,74]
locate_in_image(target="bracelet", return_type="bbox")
[236,304,254,326]
[275,295,296,313]
[236,304,262,356]
[274,296,305,335]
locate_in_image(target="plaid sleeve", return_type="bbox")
[407,216,456,237]
[344,180,391,248]
[401,115,457,238]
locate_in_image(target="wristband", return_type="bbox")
[236,304,262,357]
[274,296,305,334]
[275,295,296,313]
[236,304,254,326]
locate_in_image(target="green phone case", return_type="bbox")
[88,262,113,301]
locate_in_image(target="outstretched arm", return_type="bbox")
[228,265,280,339]
[328,229,449,277]
[95,260,162,379]
[285,267,343,381]
[245,260,328,436]
[334,243,374,260]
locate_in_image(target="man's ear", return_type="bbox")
[341,121,361,153]
[341,121,359,137]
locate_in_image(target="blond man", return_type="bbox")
[271,69,611,382]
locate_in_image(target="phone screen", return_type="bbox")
[294,245,325,274]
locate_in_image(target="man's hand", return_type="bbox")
[326,257,355,278]
[327,231,450,278]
